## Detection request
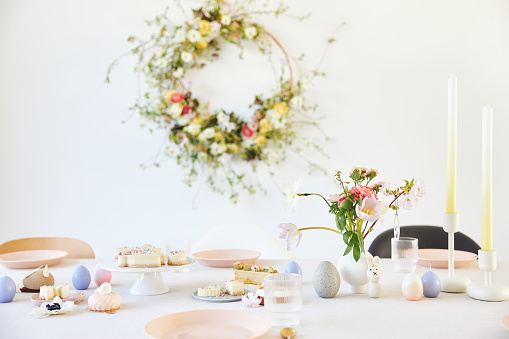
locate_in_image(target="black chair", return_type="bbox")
[367,225,480,258]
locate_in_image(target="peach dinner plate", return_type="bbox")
[0,250,68,269]
[502,315,509,331]
[31,290,86,307]
[192,249,261,268]
[417,249,478,269]
[145,309,270,339]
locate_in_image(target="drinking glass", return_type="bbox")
[391,237,419,272]
[264,273,302,327]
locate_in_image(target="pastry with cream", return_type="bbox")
[197,284,221,297]
[256,282,265,305]
[233,261,277,285]
[21,265,55,293]
[88,283,121,312]
[167,250,186,266]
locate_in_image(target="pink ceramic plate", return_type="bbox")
[31,290,86,306]
[417,249,478,268]
[502,315,509,331]
[0,250,68,269]
[145,309,270,339]
[192,249,261,268]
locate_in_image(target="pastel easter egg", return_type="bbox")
[72,265,91,290]
[93,264,112,287]
[421,270,441,298]
[313,261,341,298]
[0,276,16,303]
[402,272,423,301]
[284,261,302,276]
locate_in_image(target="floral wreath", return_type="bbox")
[107,0,334,202]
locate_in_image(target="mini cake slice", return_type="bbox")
[127,253,161,268]
[39,284,69,300]
[168,250,186,266]
[197,284,221,297]
[225,280,244,296]
[233,262,277,285]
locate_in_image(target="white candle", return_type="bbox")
[481,105,493,251]
[446,75,457,214]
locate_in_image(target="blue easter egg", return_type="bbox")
[421,270,441,298]
[0,276,16,303]
[72,265,91,290]
[284,261,302,275]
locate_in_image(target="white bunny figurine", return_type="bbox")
[366,252,381,298]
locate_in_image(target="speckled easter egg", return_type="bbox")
[402,272,423,301]
[0,276,16,303]
[421,271,441,298]
[93,264,112,287]
[313,261,341,298]
[72,265,91,290]
[285,261,302,276]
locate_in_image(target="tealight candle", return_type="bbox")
[421,269,441,298]
[0,275,16,303]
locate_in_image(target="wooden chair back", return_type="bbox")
[0,237,95,259]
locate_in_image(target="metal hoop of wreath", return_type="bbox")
[107,0,333,203]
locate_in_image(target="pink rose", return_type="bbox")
[181,105,190,115]
[241,125,254,137]
[349,185,376,201]
[171,93,185,103]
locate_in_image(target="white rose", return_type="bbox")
[169,104,183,118]
[209,142,226,156]
[175,29,186,42]
[186,123,201,136]
[172,67,184,78]
[290,96,303,107]
[176,115,190,126]
[198,127,215,141]
[181,51,193,63]
[157,58,168,68]
[244,27,257,39]
[210,21,221,32]
[187,29,201,43]
[221,15,231,26]
[198,152,208,161]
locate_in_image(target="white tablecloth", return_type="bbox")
[1,258,508,338]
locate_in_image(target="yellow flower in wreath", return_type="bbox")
[273,102,289,116]
[191,116,204,125]
[196,39,209,50]
[255,134,267,147]
[214,131,224,142]
[199,20,212,34]
[228,143,240,153]
[258,118,272,133]
[164,90,175,103]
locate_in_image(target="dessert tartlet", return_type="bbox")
[88,283,121,312]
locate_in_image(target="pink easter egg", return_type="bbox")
[93,264,112,287]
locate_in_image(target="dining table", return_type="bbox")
[1,257,508,338]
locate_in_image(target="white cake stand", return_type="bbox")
[101,258,196,296]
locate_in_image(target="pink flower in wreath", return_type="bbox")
[349,185,377,201]
[181,105,190,115]
[171,93,185,103]
[241,125,254,137]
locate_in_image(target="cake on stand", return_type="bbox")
[101,258,196,295]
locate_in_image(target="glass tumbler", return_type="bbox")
[264,273,302,327]
[391,237,419,272]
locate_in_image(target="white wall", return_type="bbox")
[1,0,508,260]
